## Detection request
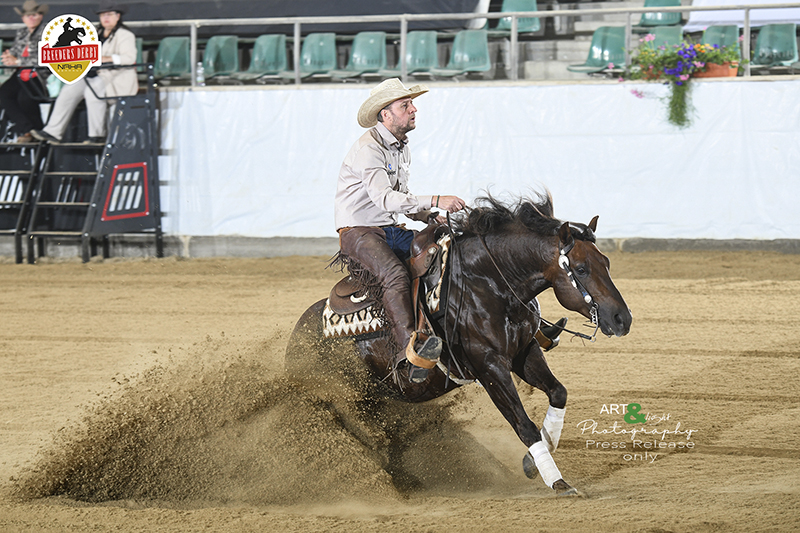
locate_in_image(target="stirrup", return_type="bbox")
[536,317,567,351]
[405,332,442,384]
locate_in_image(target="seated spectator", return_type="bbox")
[0,0,49,144]
[31,1,138,144]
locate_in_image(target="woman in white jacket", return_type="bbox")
[32,1,138,143]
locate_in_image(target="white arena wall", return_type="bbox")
[155,76,799,253]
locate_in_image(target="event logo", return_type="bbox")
[38,14,101,84]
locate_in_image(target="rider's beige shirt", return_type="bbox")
[335,122,433,230]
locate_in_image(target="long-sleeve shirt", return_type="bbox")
[335,122,433,230]
[9,24,44,67]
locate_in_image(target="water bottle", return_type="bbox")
[195,61,205,86]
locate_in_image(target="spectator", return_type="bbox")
[31,1,138,144]
[0,0,49,144]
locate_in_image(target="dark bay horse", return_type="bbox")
[285,192,632,495]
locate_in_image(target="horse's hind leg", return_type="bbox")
[513,343,567,453]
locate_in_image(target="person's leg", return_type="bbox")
[0,77,43,134]
[40,80,87,140]
[84,77,108,139]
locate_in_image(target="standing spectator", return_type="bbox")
[31,1,138,144]
[0,0,49,143]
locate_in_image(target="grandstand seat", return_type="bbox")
[750,23,799,72]
[635,0,682,32]
[279,32,337,81]
[644,25,684,48]
[496,0,541,34]
[701,25,740,50]
[430,29,492,78]
[154,36,191,81]
[233,34,288,83]
[202,35,239,82]
[567,26,626,74]
[378,31,438,78]
[330,31,387,80]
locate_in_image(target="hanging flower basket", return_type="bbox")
[622,36,745,128]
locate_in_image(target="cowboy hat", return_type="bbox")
[96,1,127,14]
[357,78,429,128]
[14,0,49,16]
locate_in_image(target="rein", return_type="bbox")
[477,234,598,342]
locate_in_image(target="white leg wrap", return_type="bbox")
[541,405,565,453]
[529,441,562,488]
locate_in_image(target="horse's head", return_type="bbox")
[546,216,631,337]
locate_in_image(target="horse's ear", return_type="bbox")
[558,222,573,249]
[588,215,599,232]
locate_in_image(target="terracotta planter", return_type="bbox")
[693,62,739,78]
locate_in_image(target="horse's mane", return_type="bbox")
[452,191,596,243]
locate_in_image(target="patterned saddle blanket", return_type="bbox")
[323,233,451,339]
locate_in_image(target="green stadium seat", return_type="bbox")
[496,0,541,34]
[202,35,239,81]
[567,26,626,74]
[331,31,387,80]
[636,0,682,31]
[751,23,799,69]
[233,34,288,82]
[280,32,337,81]
[645,25,684,48]
[378,31,438,78]
[702,25,740,50]
[430,29,492,78]
[153,36,191,81]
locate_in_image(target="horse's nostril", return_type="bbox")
[614,314,625,327]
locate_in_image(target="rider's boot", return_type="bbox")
[536,317,568,351]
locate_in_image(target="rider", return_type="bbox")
[334,78,465,384]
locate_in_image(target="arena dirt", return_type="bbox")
[0,251,798,532]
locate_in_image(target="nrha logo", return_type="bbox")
[38,14,101,84]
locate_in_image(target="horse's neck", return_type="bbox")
[454,233,552,302]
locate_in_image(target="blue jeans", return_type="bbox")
[383,226,415,262]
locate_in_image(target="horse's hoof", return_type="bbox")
[552,479,579,497]
[522,451,538,479]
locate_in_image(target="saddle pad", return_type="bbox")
[322,233,452,340]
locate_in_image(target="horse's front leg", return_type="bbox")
[512,341,568,453]
[477,356,573,494]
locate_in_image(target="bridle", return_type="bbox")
[478,233,599,342]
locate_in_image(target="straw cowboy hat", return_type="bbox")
[14,0,49,16]
[357,78,429,128]
[96,1,127,14]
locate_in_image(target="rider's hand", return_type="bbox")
[436,195,465,214]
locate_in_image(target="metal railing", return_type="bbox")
[2,3,799,85]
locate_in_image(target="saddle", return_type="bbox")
[323,224,451,339]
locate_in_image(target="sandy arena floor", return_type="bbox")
[0,251,798,532]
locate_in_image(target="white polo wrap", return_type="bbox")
[529,440,562,488]
[541,405,565,453]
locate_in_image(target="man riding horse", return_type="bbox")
[334,79,566,384]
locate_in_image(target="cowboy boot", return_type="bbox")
[536,317,568,351]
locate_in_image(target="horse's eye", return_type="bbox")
[575,265,588,276]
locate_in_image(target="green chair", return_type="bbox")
[496,0,541,34]
[645,25,684,48]
[153,36,191,81]
[202,35,239,81]
[637,0,682,29]
[331,31,387,80]
[567,26,626,73]
[702,25,740,50]
[135,37,143,73]
[430,29,492,78]
[751,23,798,68]
[378,31,438,78]
[280,32,337,80]
[233,34,287,82]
